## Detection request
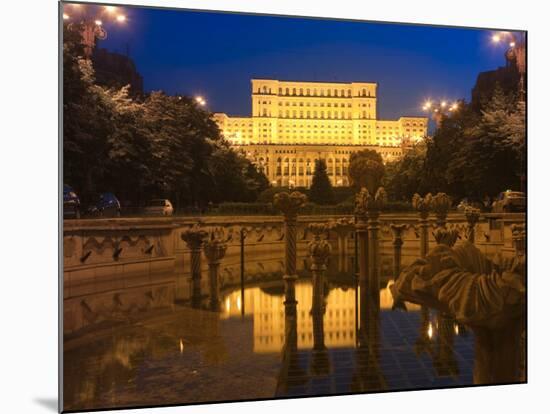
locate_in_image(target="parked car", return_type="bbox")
[144,199,174,216]
[492,190,526,213]
[63,184,80,219]
[87,193,121,217]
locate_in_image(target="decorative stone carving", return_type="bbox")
[203,231,228,310]
[511,224,526,257]
[390,224,407,278]
[391,241,526,384]
[181,225,208,307]
[431,192,452,227]
[308,223,332,271]
[273,191,308,221]
[412,193,432,258]
[274,191,307,304]
[464,206,481,243]
[433,227,460,247]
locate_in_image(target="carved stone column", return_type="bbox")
[203,232,228,311]
[465,206,481,244]
[512,224,526,257]
[390,224,406,278]
[366,188,386,309]
[308,223,332,376]
[412,193,432,258]
[432,192,452,228]
[354,188,370,288]
[181,225,208,307]
[274,191,307,305]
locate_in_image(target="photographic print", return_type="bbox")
[60,2,527,412]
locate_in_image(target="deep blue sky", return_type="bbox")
[87,4,511,120]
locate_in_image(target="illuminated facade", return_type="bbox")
[213,79,428,187]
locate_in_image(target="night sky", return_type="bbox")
[73,3,511,120]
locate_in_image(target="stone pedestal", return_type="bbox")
[181,225,208,307]
[308,223,332,377]
[390,224,406,278]
[203,234,228,311]
[274,191,307,305]
[465,207,481,244]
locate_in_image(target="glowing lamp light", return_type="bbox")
[116,14,127,23]
[95,19,103,26]
[510,41,516,47]
[179,338,184,354]
[427,322,434,339]
[441,101,447,108]
[105,5,117,13]
[492,34,501,43]
[63,13,69,20]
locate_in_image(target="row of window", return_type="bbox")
[257,85,374,97]
[260,110,374,119]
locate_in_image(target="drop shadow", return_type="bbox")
[34,397,58,412]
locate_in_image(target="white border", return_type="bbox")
[2,0,549,413]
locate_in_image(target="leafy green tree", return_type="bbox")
[348,149,385,193]
[383,142,428,200]
[309,159,335,205]
[63,23,270,209]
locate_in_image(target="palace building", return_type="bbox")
[213,79,428,187]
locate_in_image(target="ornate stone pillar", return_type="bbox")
[412,193,432,258]
[329,218,354,273]
[354,188,370,288]
[181,225,208,307]
[432,192,452,228]
[390,224,406,278]
[512,224,526,257]
[465,206,481,244]
[203,232,228,311]
[365,188,386,309]
[308,223,332,376]
[274,191,307,305]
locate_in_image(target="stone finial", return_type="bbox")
[356,187,386,216]
[203,233,228,265]
[412,193,433,218]
[511,224,526,256]
[308,223,332,269]
[329,217,355,234]
[464,206,481,226]
[181,225,208,250]
[431,192,452,225]
[273,191,307,219]
[433,227,460,247]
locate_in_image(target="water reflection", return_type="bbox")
[64,255,475,411]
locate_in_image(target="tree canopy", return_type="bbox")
[348,149,385,193]
[62,23,269,209]
[309,159,335,205]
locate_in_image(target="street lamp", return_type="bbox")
[422,99,460,128]
[195,96,207,106]
[63,4,127,58]
[491,31,526,101]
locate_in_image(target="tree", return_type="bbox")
[309,159,335,205]
[348,149,385,193]
[383,142,428,201]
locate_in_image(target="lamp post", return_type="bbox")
[63,4,127,58]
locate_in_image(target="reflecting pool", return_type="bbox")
[64,254,475,411]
